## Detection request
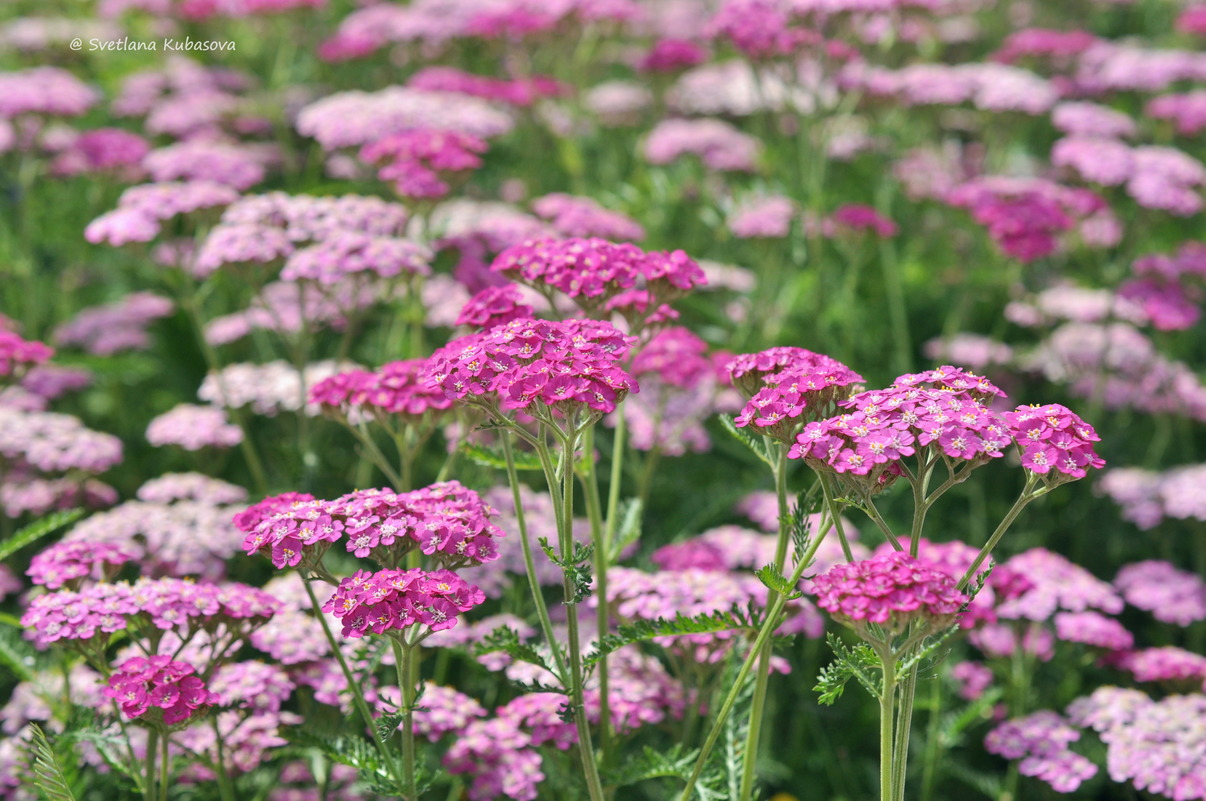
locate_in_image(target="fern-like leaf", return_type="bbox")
[474,626,558,677]
[585,607,758,667]
[753,564,804,600]
[814,634,882,704]
[0,510,85,563]
[23,724,77,801]
[608,745,698,788]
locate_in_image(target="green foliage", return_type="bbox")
[786,488,820,567]
[460,441,543,472]
[0,624,39,683]
[609,497,643,562]
[753,564,804,600]
[22,724,77,801]
[0,509,85,563]
[63,710,145,795]
[585,606,760,667]
[287,729,420,798]
[475,625,559,679]
[814,635,882,705]
[538,537,594,605]
[718,415,776,468]
[607,745,699,789]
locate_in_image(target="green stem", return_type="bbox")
[212,721,237,801]
[738,444,791,801]
[392,639,418,801]
[158,731,170,801]
[580,426,613,766]
[891,662,918,801]
[501,434,568,683]
[300,575,402,784]
[145,729,159,801]
[918,673,944,801]
[679,511,836,801]
[879,647,897,801]
[957,476,1043,592]
[548,433,607,801]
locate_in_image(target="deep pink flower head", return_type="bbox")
[408,67,565,108]
[322,567,485,639]
[310,360,454,423]
[360,129,488,200]
[729,348,864,441]
[424,317,638,418]
[104,655,218,726]
[1176,5,1206,35]
[638,39,709,73]
[991,28,1098,65]
[811,551,968,638]
[828,204,899,238]
[790,367,1011,493]
[492,237,705,317]
[1003,403,1104,483]
[232,492,317,535]
[0,331,53,380]
[455,285,535,331]
[50,128,150,178]
[240,481,503,570]
[27,540,135,591]
[531,194,645,242]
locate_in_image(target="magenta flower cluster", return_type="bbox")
[455,286,536,331]
[424,317,638,416]
[360,129,488,200]
[321,568,485,639]
[21,576,278,648]
[1003,403,1105,480]
[491,237,706,314]
[238,481,504,570]
[310,359,454,423]
[790,367,1011,485]
[729,347,864,440]
[104,655,218,726]
[811,551,968,635]
[26,540,135,590]
[0,331,53,379]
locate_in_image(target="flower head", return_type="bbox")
[811,551,968,639]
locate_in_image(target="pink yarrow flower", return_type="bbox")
[424,317,639,418]
[811,551,968,638]
[104,655,218,726]
[321,567,485,639]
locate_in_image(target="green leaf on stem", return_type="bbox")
[0,509,85,563]
[474,626,556,675]
[460,441,544,471]
[608,744,699,788]
[814,635,881,705]
[286,730,404,796]
[718,415,776,468]
[753,564,804,600]
[537,537,595,605]
[584,606,760,667]
[22,723,77,801]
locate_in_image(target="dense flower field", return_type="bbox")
[2,0,1206,799]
